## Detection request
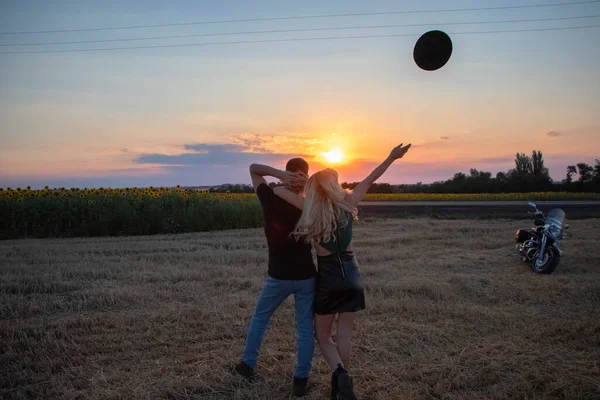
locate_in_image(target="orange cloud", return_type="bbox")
[229,132,324,155]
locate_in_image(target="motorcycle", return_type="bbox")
[515,202,568,274]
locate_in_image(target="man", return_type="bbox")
[234,158,316,397]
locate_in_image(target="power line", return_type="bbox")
[2,15,598,47]
[1,24,599,54]
[1,0,598,35]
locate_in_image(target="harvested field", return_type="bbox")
[1,218,599,399]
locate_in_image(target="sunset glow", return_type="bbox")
[0,2,598,189]
[323,148,345,164]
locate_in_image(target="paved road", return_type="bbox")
[360,201,600,206]
[357,201,600,218]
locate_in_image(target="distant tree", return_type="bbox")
[464,169,492,193]
[470,168,491,180]
[367,183,393,193]
[593,159,600,185]
[564,165,578,185]
[494,171,508,193]
[427,180,446,193]
[505,151,552,192]
[394,184,410,193]
[531,150,552,190]
[232,153,600,194]
[532,150,544,176]
[577,163,594,184]
[451,172,467,193]
[514,152,533,176]
[212,183,255,193]
[454,172,467,181]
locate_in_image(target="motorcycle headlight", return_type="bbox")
[547,223,562,239]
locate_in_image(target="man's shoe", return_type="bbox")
[291,377,308,397]
[330,371,339,399]
[334,364,357,400]
[233,360,255,381]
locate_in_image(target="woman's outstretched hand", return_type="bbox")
[389,143,412,160]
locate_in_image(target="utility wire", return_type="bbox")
[1,24,599,54]
[0,0,598,35]
[2,15,598,47]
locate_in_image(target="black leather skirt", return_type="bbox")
[315,252,366,315]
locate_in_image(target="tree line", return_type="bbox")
[211,151,600,193]
[342,151,599,194]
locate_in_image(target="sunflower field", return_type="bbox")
[1,187,598,239]
[0,186,262,239]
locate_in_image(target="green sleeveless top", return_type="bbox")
[318,213,353,254]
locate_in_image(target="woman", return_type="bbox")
[274,143,411,399]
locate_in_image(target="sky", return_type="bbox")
[1,0,599,188]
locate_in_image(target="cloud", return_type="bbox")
[228,134,271,153]
[133,133,325,168]
[412,140,448,149]
[478,156,514,163]
[411,135,458,149]
[545,126,599,138]
[230,133,323,154]
[183,143,246,153]
[135,141,308,167]
[136,151,300,166]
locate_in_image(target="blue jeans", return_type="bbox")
[242,276,316,378]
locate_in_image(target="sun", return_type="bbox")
[323,148,344,164]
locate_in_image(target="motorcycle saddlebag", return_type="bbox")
[515,229,533,243]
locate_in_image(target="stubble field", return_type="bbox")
[1,218,599,399]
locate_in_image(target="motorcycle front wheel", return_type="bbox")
[531,247,560,274]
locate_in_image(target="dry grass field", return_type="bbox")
[1,218,599,399]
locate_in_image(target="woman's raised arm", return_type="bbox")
[348,143,411,206]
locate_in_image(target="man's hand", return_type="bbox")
[281,171,307,191]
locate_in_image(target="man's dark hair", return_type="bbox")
[285,158,309,175]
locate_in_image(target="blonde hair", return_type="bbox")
[292,168,357,244]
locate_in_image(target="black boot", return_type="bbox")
[334,364,357,400]
[233,360,255,382]
[330,370,339,399]
[292,377,308,397]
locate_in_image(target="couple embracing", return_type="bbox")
[234,143,411,399]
